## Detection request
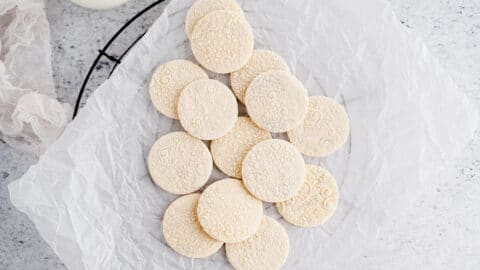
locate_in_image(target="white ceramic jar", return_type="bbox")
[69,0,129,10]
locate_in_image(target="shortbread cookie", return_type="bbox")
[149,59,208,119]
[242,139,305,202]
[230,50,289,103]
[210,117,271,178]
[147,132,212,194]
[197,178,263,243]
[177,79,238,140]
[190,10,254,74]
[226,216,289,270]
[287,96,350,157]
[185,0,242,39]
[245,70,308,132]
[276,165,339,227]
[163,194,223,258]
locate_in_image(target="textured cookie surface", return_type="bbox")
[226,216,289,270]
[245,70,308,132]
[276,165,339,227]
[163,194,223,258]
[190,10,254,74]
[197,178,263,243]
[287,96,350,157]
[149,59,208,119]
[242,139,305,202]
[210,117,271,178]
[230,50,289,103]
[147,132,212,194]
[185,0,242,39]
[177,79,238,140]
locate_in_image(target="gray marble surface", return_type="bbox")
[0,0,479,269]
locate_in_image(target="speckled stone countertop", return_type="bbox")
[0,0,479,269]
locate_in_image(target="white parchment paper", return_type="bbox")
[0,0,72,155]
[9,0,479,269]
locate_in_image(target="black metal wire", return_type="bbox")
[72,0,166,118]
[109,32,147,77]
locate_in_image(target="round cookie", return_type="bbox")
[185,0,243,40]
[287,96,350,157]
[276,165,339,227]
[147,132,212,194]
[149,59,208,119]
[226,216,289,270]
[210,117,272,178]
[190,10,254,74]
[163,194,223,258]
[197,178,263,243]
[177,79,238,140]
[230,50,289,103]
[242,139,306,202]
[245,70,308,132]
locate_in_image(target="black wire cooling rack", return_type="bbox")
[72,0,167,118]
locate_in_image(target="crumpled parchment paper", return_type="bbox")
[0,0,72,155]
[8,0,479,269]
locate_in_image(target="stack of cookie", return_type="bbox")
[147,0,350,269]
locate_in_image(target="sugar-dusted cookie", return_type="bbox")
[245,70,308,132]
[163,194,223,258]
[147,132,212,194]
[288,96,350,157]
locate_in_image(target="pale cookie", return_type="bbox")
[190,10,254,74]
[185,0,242,40]
[242,139,305,202]
[177,79,238,140]
[226,216,289,270]
[149,59,208,119]
[210,117,272,178]
[245,70,308,132]
[287,96,350,157]
[197,178,263,243]
[147,132,212,194]
[230,50,289,103]
[276,165,339,227]
[163,194,223,258]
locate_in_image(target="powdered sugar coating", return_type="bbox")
[185,0,242,40]
[245,70,308,132]
[242,139,306,202]
[177,79,238,140]
[210,117,272,178]
[147,132,212,194]
[230,50,289,103]
[197,178,263,243]
[287,96,350,157]
[190,10,254,74]
[149,59,208,119]
[163,194,223,258]
[226,216,289,270]
[276,165,339,227]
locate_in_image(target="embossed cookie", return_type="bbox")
[242,139,306,202]
[190,10,254,74]
[245,70,308,132]
[185,0,243,40]
[163,194,223,258]
[210,117,272,178]
[147,132,212,194]
[197,178,263,243]
[149,59,208,119]
[226,216,289,270]
[287,96,350,157]
[230,50,289,103]
[276,165,339,227]
[177,79,238,140]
